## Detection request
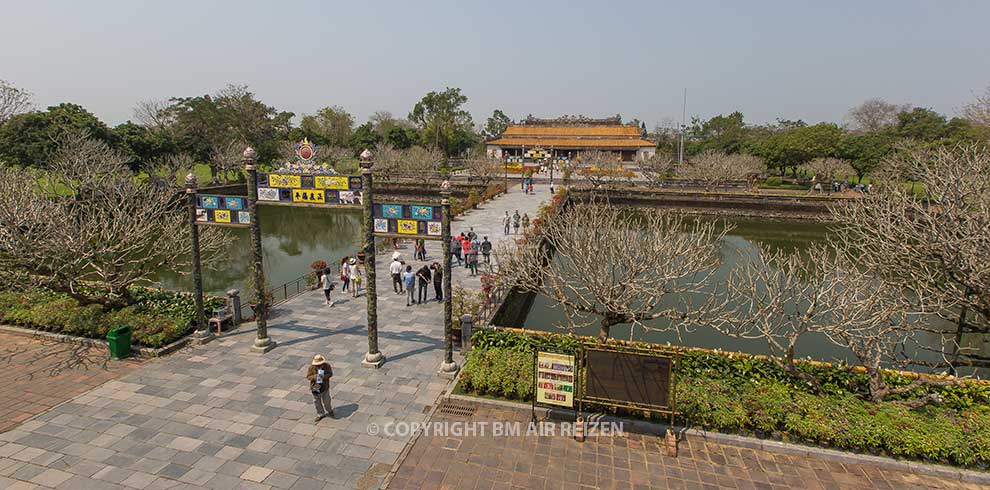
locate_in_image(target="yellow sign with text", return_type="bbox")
[292,189,326,204]
[396,219,418,235]
[536,352,575,408]
[268,174,302,188]
[214,210,232,223]
[314,175,349,190]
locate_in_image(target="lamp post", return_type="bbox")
[439,179,459,376]
[185,174,213,344]
[360,148,385,368]
[244,147,275,353]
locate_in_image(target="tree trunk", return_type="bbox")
[865,366,888,403]
[598,318,613,342]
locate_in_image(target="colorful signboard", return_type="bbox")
[195,195,250,227]
[371,202,443,240]
[256,172,363,206]
[535,352,575,408]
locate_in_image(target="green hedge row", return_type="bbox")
[461,328,990,468]
[0,288,225,348]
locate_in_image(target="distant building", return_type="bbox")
[485,114,656,162]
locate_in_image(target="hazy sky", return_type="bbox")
[3,0,988,129]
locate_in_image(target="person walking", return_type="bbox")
[307,355,334,422]
[431,262,443,302]
[390,256,403,294]
[480,236,492,264]
[416,264,431,305]
[466,244,479,276]
[319,269,335,307]
[415,239,426,261]
[522,213,531,234]
[461,237,471,268]
[339,257,350,293]
[348,258,361,298]
[402,265,416,306]
[512,210,521,234]
[451,236,463,266]
[502,211,511,235]
[467,227,477,242]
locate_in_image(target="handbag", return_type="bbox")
[339,274,346,281]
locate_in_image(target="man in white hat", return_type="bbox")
[306,354,334,421]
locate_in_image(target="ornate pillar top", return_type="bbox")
[184,173,197,193]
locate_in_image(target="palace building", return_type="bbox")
[485,115,656,162]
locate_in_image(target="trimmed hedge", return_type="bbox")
[461,328,990,468]
[0,288,225,348]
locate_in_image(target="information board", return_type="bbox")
[535,352,575,408]
[256,172,363,206]
[195,195,250,227]
[583,349,672,409]
[372,202,443,240]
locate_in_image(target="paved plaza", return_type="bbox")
[0,185,548,490]
[386,401,983,490]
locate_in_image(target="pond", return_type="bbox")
[515,216,990,371]
[153,205,363,296]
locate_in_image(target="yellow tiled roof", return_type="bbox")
[501,125,643,137]
[485,137,655,148]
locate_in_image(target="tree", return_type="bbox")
[299,105,354,147]
[208,139,247,184]
[837,132,894,182]
[349,122,382,155]
[676,151,764,191]
[895,107,947,142]
[495,203,726,340]
[0,79,32,125]
[399,146,445,185]
[801,157,855,191]
[112,121,174,172]
[685,111,748,154]
[462,151,502,186]
[482,109,511,139]
[0,133,225,307]
[575,150,631,190]
[961,84,990,143]
[408,87,476,156]
[638,153,676,187]
[831,144,990,369]
[847,98,908,133]
[385,126,416,149]
[0,103,113,168]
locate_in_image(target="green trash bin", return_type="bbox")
[107,325,132,360]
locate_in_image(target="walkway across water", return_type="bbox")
[0,184,549,490]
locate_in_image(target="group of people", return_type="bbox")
[390,251,444,306]
[318,256,364,307]
[502,210,530,235]
[450,227,492,276]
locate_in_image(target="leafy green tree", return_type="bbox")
[299,105,354,147]
[385,126,416,149]
[349,122,381,154]
[112,121,175,171]
[482,109,511,139]
[837,132,894,182]
[686,111,748,154]
[0,103,112,168]
[895,107,947,142]
[408,87,476,156]
[748,123,841,176]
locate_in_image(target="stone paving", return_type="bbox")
[0,185,547,490]
[0,332,141,433]
[386,401,983,490]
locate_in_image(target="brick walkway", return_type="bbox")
[0,186,547,490]
[0,331,140,434]
[386,401,982,490]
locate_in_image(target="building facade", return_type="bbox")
[485,115,656,162]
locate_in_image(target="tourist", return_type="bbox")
[466,244,479,276]
[307,354,334,422]
[416,264,431,304]
[339,257,350,293]
[521,213,531,234]
[431,262,443,302]
[319,268,335,307]
[389,256,403,294]
[467,227,477,242]
[348,258,361,298]
[480,236,492,264]
[461,236,471,268]
[451,236,463,265]
[512,210,521,234]
[502,211,511,235]
[415,239,426,261]
[403,265,416,306]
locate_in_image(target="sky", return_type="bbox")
[2,0,989,129]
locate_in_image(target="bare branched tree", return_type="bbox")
[637,153,676,187]
[846,98,909,133]
[133,99,175,131]
[395,146,445,185]
[676,151,764,191]
[802,157,855,192]
[462,153,502,186]
[0,133,226,307]
[371,142,402,182]
[0,79,33,125]
[961,83,990,130]
[146,153,195,189]
[209,140,246,184]
[831,144,990,368]
[576,150,632,190]
[495,203,727,340]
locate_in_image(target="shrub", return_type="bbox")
[461,348,533,401]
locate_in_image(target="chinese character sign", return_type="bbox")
[372,202,443,240]
[195,195,250,227]
[535,352,575,408]
[257,172,363,206]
